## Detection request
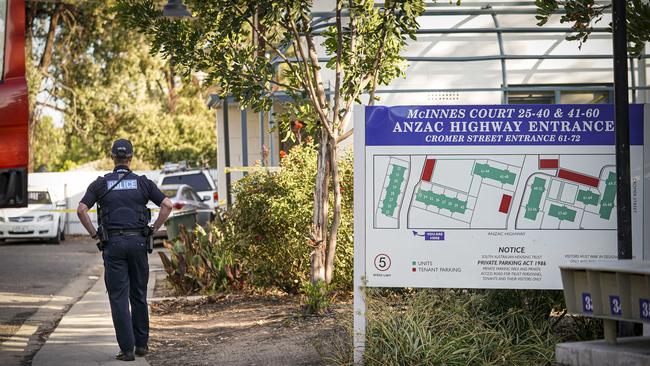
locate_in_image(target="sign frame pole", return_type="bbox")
[353,106,367,365]
[612,0,632,260]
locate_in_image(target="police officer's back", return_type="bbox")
[77,139,173,361]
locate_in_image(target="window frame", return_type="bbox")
[28,191,52,205]
[506,84,613,105]
[161,172,214,192]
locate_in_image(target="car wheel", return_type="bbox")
[50,229,61,244]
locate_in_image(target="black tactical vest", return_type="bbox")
[97,168,151,230]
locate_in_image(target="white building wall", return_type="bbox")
[215,103,280,206]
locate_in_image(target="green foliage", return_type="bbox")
[321,0,424,102]
[27,1,217,170]
[302,280,333,315]
[366,291,555,365]
[158,225,246,295]
[535,0,650,56]
[221,143,354,293]
[162,143,353,296]
[114,0,424,141]
[31,117,66,172]
[325,289,603,366]
[475,289,565,323]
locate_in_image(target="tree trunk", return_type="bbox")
[324,140,341,284]
[311,126,331,284]
[27,4,63,170]
[39,4,63,70]
[165,60,177,113]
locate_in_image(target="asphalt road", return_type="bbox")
[0,236,102,365]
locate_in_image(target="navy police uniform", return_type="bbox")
[80,164,165,354]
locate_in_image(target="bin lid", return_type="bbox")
[560,261,650,275]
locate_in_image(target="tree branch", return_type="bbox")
[35,101,66,113]
[304,30,329,113]
[287,18,319,103]
[340,2,397,131]
[241,8,309,96]
[332,0,344,130]
[288,18,333,138]
[336,127,353,144]
[367,6,393,106]
[303,28,336,139]
[39,3,64,71]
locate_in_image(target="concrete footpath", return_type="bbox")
[32,250,164,366]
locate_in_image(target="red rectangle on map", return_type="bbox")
[539,159,559,169]
[421,159,436,181]
[558,169,599,188]
[499,194,512,214]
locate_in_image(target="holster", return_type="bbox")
[145,226,154,254]
[96,225,109,252]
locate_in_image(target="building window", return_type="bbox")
[507,90,554,105]
[559,90,610,104]
[507,84,612,105]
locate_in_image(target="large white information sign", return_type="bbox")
[354,104,648,289]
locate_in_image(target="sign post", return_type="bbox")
[353,107,367,364]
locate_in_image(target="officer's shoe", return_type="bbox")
[116,351,135,361]
[135,346,148,357]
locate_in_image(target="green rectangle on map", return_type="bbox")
[415,189,467,214]
[577,189,599,206]
[599,172,616,220]
[549,204,577,222]
[381,164,406,216]
[473,162,516,185]
[524,177,546,221]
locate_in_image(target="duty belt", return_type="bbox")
[107,228,147,238]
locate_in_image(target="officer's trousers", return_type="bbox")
[103,235,149,353]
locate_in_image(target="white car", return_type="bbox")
[0,187,66,244]
[158,162,219,209]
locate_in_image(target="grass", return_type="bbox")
[322,288,601,366]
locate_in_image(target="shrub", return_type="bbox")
[302,280,333,315]
[222,142,354,293]
[159,142,353,296]
[364,289,557,365]
[324,289,602,366]
[158,225,246,295]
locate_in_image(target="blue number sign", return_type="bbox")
[610,295,622,316]
[582,292,593,314]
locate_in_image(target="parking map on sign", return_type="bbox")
[357,104,648,290]
[374,154,617,231]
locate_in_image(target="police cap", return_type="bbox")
[111,139,133,159]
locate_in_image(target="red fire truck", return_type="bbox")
[0,0,29,208]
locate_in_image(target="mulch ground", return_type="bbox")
[146,288,352,366]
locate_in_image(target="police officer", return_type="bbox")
[77,139,173,361]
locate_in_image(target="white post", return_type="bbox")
[64,183,69,235]
[638,58,647,103]
[353,106,367,364]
